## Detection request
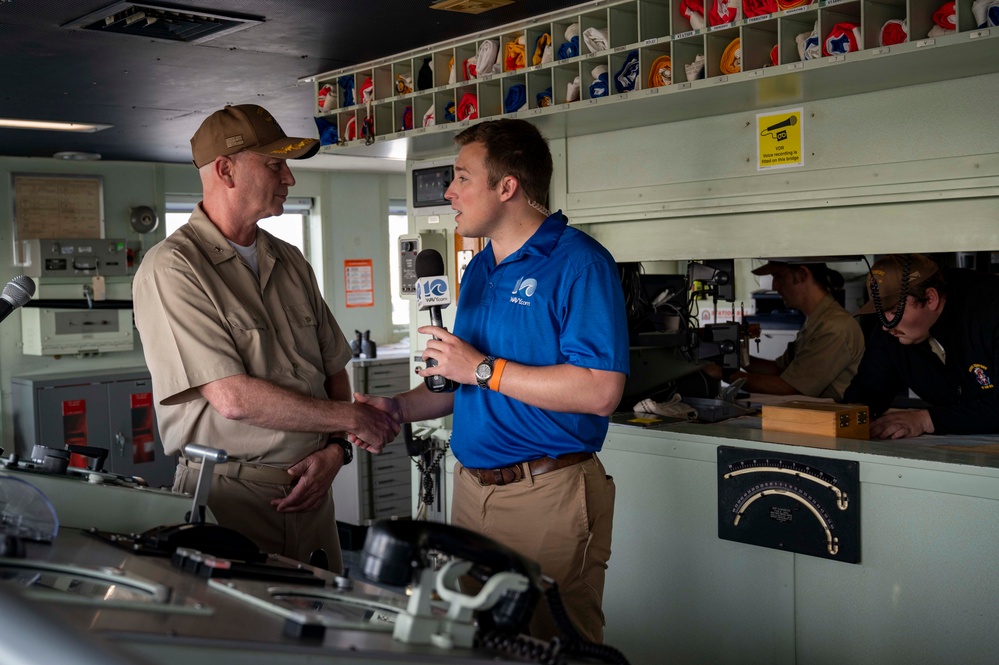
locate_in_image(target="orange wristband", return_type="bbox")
[488,358,508,392]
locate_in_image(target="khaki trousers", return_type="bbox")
[452,454,615,643]
[174,463,343,572]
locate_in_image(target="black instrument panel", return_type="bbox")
[717,446,860,564]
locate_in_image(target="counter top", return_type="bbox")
[606,417,999,475]
[349,345,411,365]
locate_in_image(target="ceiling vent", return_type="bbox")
[63,2,263,44]
[430,0,515,15]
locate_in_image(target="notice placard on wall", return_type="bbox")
[756,108,804,171]
[344,259,374,308]
[13,173,104,239]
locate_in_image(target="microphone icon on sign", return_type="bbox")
[761,115,797,141]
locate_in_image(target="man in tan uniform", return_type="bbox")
[133,104,398,569]
[725,260,864,400]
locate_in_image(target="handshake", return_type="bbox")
[345,392,405,454]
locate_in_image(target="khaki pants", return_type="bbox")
[452,454,615,643]
[174,463,343,572]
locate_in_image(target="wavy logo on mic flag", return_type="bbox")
[427,279,448,297]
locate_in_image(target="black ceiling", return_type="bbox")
[0,0,587,164]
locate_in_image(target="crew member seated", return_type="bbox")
[706,260,864,400]
[844,253,999,440]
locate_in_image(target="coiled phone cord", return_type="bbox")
[544,581,633,665]
[868,254,911,330]
[476,580,633,664]
[476,631,566,664]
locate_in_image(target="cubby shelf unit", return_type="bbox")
[303,0,999,159]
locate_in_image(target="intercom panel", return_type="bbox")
[398,232,449,299]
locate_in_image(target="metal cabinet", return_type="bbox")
[12,369,176,488]
[334,356,413,529]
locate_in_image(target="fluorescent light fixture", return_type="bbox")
[53,151,103,161]
[0,118,112,132]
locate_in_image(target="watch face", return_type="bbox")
[475,362,491,382]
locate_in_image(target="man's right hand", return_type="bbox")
[348,394,401,453]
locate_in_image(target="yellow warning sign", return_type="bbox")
[757,108,803,171]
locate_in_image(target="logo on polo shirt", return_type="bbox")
[969,363,993,389]
[510,276,537,306]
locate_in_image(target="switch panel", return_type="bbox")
[23,238,130,277]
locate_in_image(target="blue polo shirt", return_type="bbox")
[450,211,630,468]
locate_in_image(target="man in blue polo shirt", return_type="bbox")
[355,119,629,643]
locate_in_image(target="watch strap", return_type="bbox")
[329,436,353,465]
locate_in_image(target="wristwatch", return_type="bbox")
[475,356,496,389]
[329,436,353,465]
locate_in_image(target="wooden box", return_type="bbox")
[762,401,870,440]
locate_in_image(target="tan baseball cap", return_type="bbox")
[855,254,939,315]
[190,104,319,168]
[752,260,806,275]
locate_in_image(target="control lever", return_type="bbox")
[183,443,228,524]
[717,377,747,403]
[67,445,109,472]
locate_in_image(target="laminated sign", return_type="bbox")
[757,107,803,171]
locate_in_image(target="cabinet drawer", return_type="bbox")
[371,495,411,520]
[358,441,407,462]
[365,362,409,381]
[366,377,409,396]
[368,468,410,492]
[370,477,411,501]
[368,451,411,475]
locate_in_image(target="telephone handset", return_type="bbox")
[360,519,542,634]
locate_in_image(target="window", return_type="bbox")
[387,202,410,328]
[164,196,311,254]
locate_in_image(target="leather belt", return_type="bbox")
[466,452,593,487]
[179,457,294,486]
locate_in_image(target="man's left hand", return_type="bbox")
[870,409,935,440]
[271,445,344,512]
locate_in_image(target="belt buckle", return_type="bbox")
[493,467,510,486]
[497,465,523,486]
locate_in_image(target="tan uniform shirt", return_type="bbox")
[132,204,352,565]
[133,204,351,462]
[776,294,865,401]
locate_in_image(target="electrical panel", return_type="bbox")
[21,307,134,356]
[22,238,131,277]
[12,368,175,488]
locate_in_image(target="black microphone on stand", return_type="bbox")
[415,249,458,393]
[0,276,36,324]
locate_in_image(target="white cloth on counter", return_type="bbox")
[633,394,697,420]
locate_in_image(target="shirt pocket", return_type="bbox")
[225,307,268,373]
[284,303,324,368]
[226,306,267,333]
[285,303,319,329]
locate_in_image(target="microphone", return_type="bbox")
[0,276,36,324]
[414,249,458,393]
[763,115,797,133]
